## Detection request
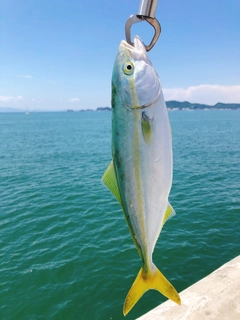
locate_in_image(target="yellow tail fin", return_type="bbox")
[123,265,181,316]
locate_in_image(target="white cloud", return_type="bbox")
[69,98,80,103]
[163,85,240,105]
[0,95,23,102]
[17,75,33,79]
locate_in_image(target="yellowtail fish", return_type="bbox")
[102,36,181,316]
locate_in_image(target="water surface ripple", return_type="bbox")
[0,111,239,319]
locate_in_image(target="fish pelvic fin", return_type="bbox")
[123,265,181,316]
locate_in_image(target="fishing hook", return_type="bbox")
[125,0,161,51]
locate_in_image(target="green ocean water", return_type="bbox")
[0,110,239,320]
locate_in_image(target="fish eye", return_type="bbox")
[123,61,134,75]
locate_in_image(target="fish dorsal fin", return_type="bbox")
[163,202,176,225]
[102,160,122,205]
[102,161,143,260]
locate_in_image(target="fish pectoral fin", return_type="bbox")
[101,160,122,205]
[163,202,176,226]
[141,111,153,145]
[123,265,181,316]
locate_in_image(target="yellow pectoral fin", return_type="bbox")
[123,265,181,316]
[102,160,122,205]
[163,202,176,226]
[141,111,153,145]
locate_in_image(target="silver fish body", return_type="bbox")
[112,79,172,268]
[102,36,180,316]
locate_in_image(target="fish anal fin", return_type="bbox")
[102,160,122,205]
[163,202,176,226]
[123,265,180,316]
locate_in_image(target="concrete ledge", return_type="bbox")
[137,255,240,320]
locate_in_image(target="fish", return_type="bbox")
[102,36,181,316]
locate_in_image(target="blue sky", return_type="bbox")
[1,0,240,111]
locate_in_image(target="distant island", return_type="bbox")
[96,107,111,111]
[80,102,240,112]
[79,107,111,112]
[0,106,27,113]
[1,102,240,113]
[165,101,240,110]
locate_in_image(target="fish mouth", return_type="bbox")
[118,36,161,109]
[119,36,151,64]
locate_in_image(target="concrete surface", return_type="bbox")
[137,255,240,320]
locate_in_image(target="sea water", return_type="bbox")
[0,110,239,320]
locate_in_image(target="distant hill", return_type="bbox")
[96,107,111,111]
[0,106,24,113]
[166,101,240,110]
[94,102,240,111]
[2,102,240,113]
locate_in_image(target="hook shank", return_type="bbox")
[138,0,158,18]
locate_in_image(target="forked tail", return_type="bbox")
[123,264,181,316]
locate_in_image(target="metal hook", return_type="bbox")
[125,14,161,52]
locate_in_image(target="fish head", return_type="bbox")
[112,36,161,110]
